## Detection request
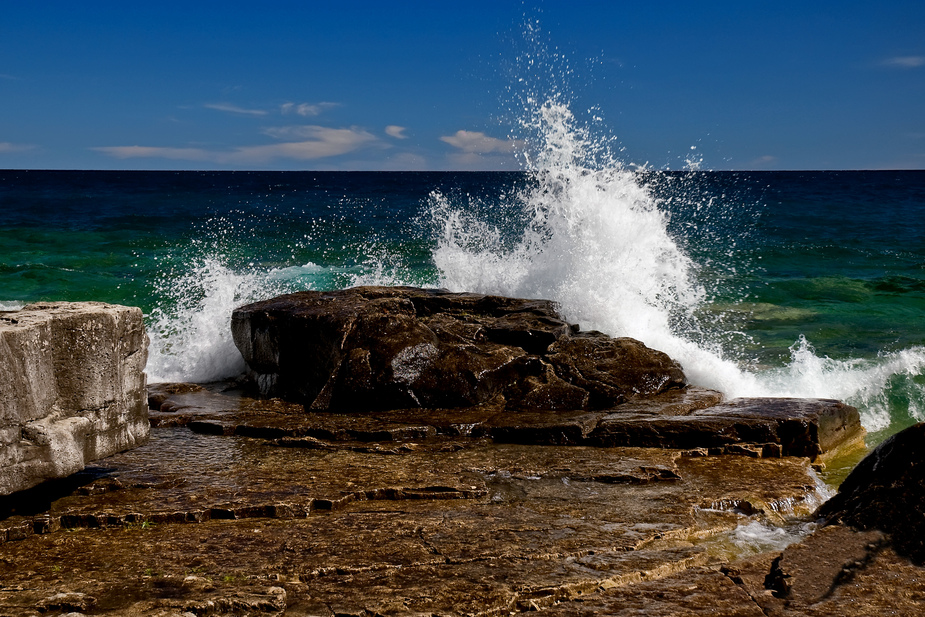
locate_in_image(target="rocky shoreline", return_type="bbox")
[0,292,923,616]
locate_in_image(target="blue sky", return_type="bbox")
[1,1,923,171]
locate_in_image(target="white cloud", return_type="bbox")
[204,103,268,116]
[385,125,408,139]
[92,145,212,161]
[0,142,35,153]
[882,56,925,68]
[747,155,778,169]
[93,126,379,166]
[280,102,339,116]
[440,130,522,154]
[228,126,378,163]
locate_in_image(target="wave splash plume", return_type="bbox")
[427,98,925,436]
[431,99,746,394]
[145,257,281,383]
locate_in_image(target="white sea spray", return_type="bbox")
[431,99,751,395]
[428,96,924,434]
[146,257,284,383]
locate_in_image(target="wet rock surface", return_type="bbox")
[0,287,906,615]
[722,524,925,616]
[146,380,863,460]
[231,286,687,410]
[533,527,925,617]
[0,302,149,496]
[0,424,818,615]
[0,383,911,616]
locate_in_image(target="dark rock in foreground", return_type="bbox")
[816,421,925,564]
[231,286,687,412]
[649,525,925,617]
[0,302,149,495]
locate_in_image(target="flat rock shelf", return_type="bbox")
[0,380,903,617]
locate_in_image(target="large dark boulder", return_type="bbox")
[231,286,686,412]
[816,422,925,563]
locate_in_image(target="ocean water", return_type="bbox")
[2,109,923,445]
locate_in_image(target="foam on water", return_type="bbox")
[703,519,817,560]
[753,337,925,433]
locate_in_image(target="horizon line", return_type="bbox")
[3,168,924,173]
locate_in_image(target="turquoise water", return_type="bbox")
[2,159,924,443]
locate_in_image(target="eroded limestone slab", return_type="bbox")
[0,302,149,495]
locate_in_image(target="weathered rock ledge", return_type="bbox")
[0,302,149,496]
[146,381,864,463]
[0,390,834,616]
[1,386,922,616]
